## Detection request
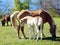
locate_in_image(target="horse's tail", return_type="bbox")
[10,11,20,29]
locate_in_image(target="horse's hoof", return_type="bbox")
[24,37,27,39]
[36,39,38,41]
[18,36,21,39]
[41,38,43,40]
[52,35,56,38]
[52,35,56,40]
[18,37,21,39]
[7,25,9,26]
[29,38,31,40]
[43,35,45,37]
[34,37,36,40]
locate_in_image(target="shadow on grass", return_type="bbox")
[24,37,60,41]
[22,36,60,42]
[42,37,60,41]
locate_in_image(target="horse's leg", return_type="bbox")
[42,24,45,37]
[37,25,43,40]
[28,25,34,40]
[40,24,43,40]
[32,26,35,39]
[10,21,12,26]
[21,26,26,39]
[38,24,45,38]
[17,25,21,39]
[7,21,9,26]
[38,25,41,39]
[30,26,34,39]
[35,25,40,41]
[36,27,40,41]
[29,26,32,40]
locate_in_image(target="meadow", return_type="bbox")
[0,17,60,45]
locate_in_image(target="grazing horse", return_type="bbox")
[1,15,11,26]
[10,9,56,39]
[19,16,43,40]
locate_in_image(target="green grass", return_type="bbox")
[0,17,60,45]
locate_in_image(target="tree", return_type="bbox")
[0,10,2,18]
[38,0,60,17]
[23,0,30,9]
[14,0,21,11]
[9,8,15,15]
[14,0,30,11]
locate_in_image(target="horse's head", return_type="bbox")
[1,19,6,26]
[50,24,56,38]
[53,24,56,38]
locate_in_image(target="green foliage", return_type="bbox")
[0,10,2,18]
[23,0,30,9]
[21,3,29,10]
[14,0,21,11]
[14,0,29,11]
[9,8,15,15]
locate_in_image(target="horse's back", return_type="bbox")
[30,9,52,23]
[27,16,42,26]
[31,9,44,16]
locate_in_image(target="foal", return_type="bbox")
[19,16,43,41]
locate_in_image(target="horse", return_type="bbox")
[1,15,11,26]
[19,16,44,40]
[10,9,56,39]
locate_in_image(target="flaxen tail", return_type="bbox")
[10,11,20,29]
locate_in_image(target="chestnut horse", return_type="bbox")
[10,9,56,39]
[1,15,11,26]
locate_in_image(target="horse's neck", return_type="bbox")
[21,16,30,20]
[20,16,30,23]
[21,16,35,25]
[47,14,55,28]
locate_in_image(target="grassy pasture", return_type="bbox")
[0,17,60,45]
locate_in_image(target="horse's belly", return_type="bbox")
[27,19,34,26]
